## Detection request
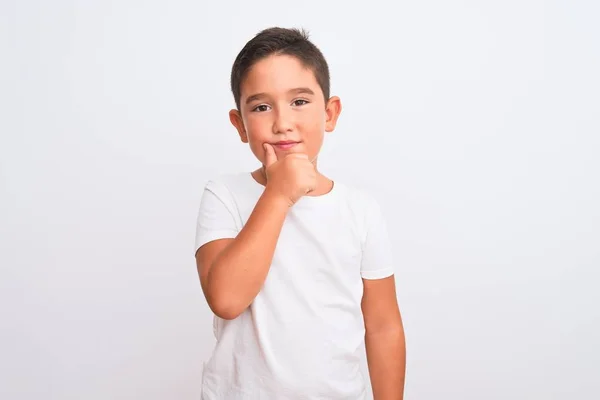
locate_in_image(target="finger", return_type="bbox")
[263,143,278,167]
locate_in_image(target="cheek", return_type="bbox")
[244,117,269,140]
[302,113,326,138]
[243,118,271,161]
[302,119,326,156]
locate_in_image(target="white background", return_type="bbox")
[1,1,599,399]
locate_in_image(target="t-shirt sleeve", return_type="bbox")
[360,197,395,280]
[194,180,240,255]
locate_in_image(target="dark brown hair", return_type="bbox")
[230,27,331,110]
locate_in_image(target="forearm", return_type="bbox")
[365,328,406,399]
[206,188,289,318]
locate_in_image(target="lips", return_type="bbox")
[274,141,299,150]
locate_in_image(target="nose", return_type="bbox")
[272,108,294,134]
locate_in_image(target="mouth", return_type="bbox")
[274,141,300,150]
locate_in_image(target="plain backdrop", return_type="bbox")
[1,1,599,399]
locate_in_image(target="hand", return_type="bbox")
[262,143,317,207]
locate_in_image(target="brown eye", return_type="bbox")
[253,104,270,112]
[293,99,309,106]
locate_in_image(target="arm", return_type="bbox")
[196,188,289,320]
[362,275,406,399]
[196,144,316,320]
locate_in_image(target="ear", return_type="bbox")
[229,109,248,143]
[324,96,342,133]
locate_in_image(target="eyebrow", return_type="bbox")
[245,87,316,105]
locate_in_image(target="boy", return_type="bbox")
[194,27,405,399]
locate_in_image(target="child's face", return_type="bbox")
[230,54,341,166]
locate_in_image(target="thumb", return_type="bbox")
[263,143,277,167]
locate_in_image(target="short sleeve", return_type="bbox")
[194,180,240,255]
[360,197,395,280]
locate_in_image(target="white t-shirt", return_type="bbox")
[195,172,394,399]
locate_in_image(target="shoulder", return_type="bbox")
[334,180,383,215]
[333,181,387,241]
[202,171,253,197]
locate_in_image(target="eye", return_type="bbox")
[292,99,309,107]
[252,104,270,112]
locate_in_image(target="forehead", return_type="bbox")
[240,54,322,99]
